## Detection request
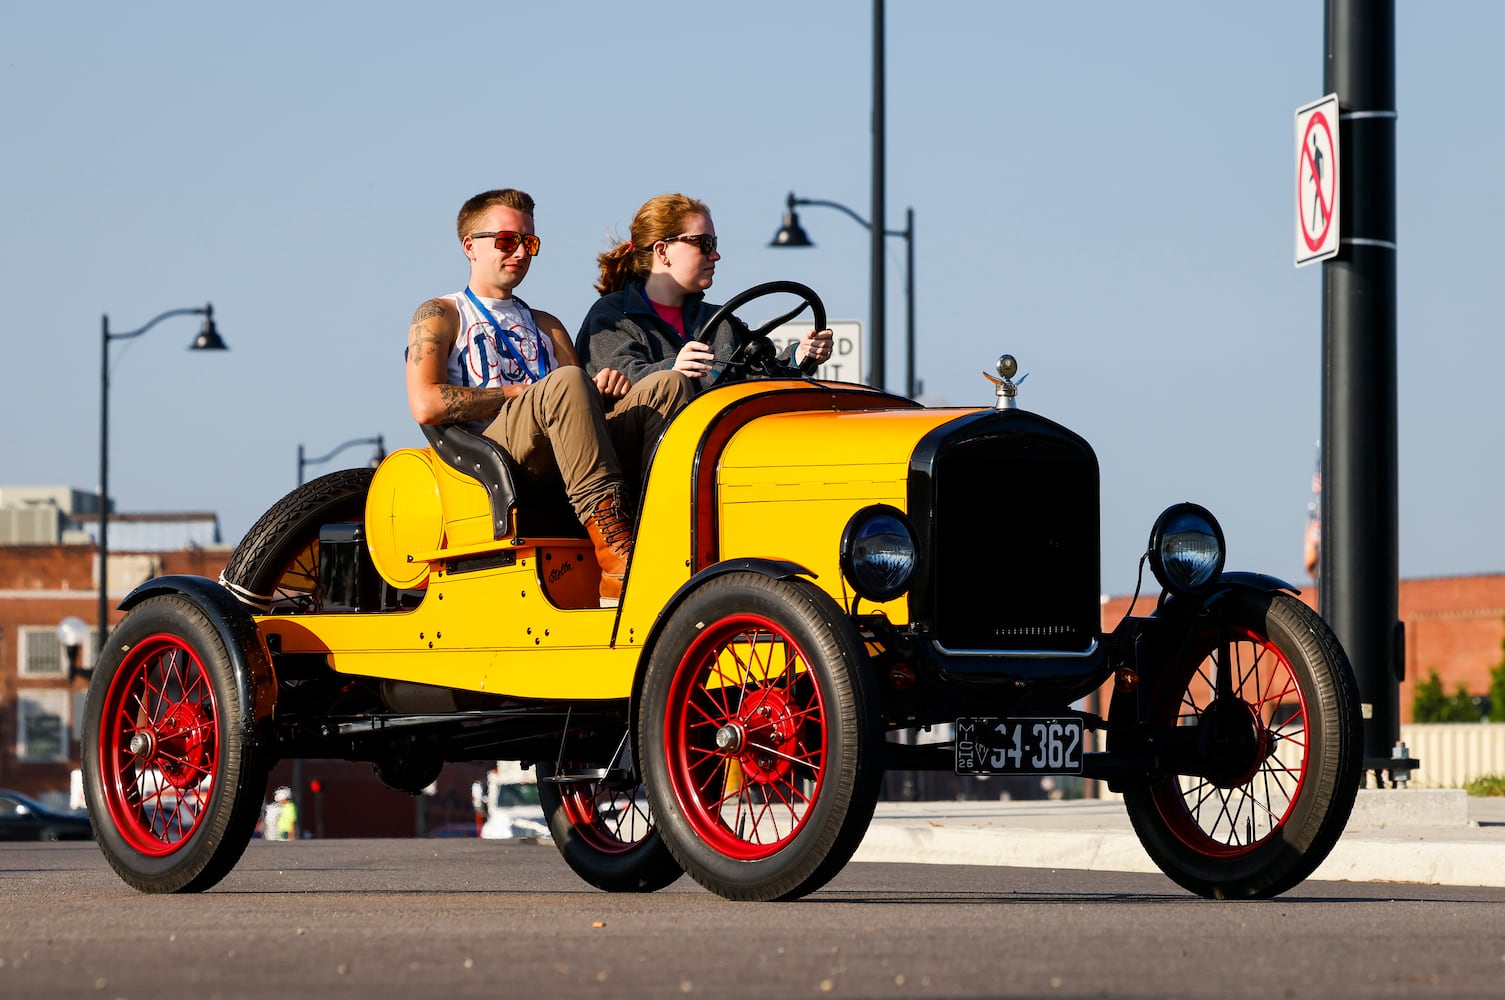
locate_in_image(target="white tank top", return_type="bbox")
[446,291,557,389]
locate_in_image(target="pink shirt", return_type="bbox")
[649,298,686,340]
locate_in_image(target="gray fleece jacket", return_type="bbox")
[574,281,793,391]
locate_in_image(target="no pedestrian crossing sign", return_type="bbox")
[770,320,865,385]
[1295,93,1340,267]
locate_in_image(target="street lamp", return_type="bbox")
[57,615,90,682]
[771,192,918,398]
[297,436,386,485]
[99,304,226,651]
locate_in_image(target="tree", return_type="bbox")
[1412,667,1482,723]
[1490,626,1505,723]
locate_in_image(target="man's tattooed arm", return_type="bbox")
[405,296,519,425]
[407,299,449,367]
[436,384,512,424]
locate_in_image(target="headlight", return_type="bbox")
[840,505,918,603]
[1148,502,1225,597]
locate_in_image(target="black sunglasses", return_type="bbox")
[661,233,718,255]
[469,231,542,256]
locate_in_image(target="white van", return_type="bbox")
[479,762,548,840]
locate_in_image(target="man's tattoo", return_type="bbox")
[412,299,445,324]
[407,324,445,366]
[437,384,505,424]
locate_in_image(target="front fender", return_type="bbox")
[1217,571,1303,596]
[1106,570,1304,740]
[1155,571,1301,620]
[627,557,817,753]
[118,575,278,729]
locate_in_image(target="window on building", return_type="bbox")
[18,625,96,679]
[17,689,71,763]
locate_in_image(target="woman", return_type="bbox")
[575,193,832,390]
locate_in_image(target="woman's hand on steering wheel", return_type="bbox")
[698,281,829,387]
[672,340,717,380]
[794,328,834,367]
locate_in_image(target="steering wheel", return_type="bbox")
[697,280,827,387]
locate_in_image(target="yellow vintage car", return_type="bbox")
[82,282,1361,901]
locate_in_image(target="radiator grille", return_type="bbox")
[929,426,1099,652]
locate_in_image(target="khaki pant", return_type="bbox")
[482,367,691,523]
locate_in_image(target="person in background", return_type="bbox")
[405,188,691,605]
[266,786,297,841]
[575,193,832,389]
[260,792,281,840]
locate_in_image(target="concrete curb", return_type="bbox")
[852,826,1161,875]
[853,824,1505,887]
[1311,838,1505,887]
[853,790,1505,888]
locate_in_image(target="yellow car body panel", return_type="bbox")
[253,379,947,700]
[716,406,975,623]
[258,549,635,699]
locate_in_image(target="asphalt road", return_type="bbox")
[4,839,1505,999]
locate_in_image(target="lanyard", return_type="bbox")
[464,288,551,383]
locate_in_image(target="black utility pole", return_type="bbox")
[1320,0,1407,783]
[870,0,887,391]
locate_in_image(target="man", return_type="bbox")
[405,189,689,605]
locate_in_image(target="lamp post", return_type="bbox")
[99,304,226,652]
[771,193,918,398]
[871,0,886,391]
[291,433,385,826]
[297,436,387,486]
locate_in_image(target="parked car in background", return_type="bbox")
[480,762,548,840]
[0,790,94,841]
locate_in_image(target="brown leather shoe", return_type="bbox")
[583,487,634,606]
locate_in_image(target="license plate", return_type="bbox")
[955,717,1084,775]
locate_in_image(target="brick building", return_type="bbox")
[0,539,230,807]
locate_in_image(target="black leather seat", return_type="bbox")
[420,424,585,540]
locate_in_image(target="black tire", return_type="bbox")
[1122,590,1362,899]
[219,467,374,613]
[639,572,883,901]
[82,594,268,892]
[536,757,683,893]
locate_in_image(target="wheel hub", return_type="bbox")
[729,688,801,784]
[151,700,214,790]
[1201,697,1267,788]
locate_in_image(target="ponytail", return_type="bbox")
[594,240,647,295]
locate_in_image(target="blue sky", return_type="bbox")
[3,1,1501,597]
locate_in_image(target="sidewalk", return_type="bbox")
[854,789,1505,888]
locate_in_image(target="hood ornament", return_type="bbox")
[982,355,1026,409]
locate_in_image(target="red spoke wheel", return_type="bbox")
[668,615,827,858]
[97,634,218,854]
[537,757,682,893]
[1122,591,1361,899]
[83,594,267,893]
[640,573,881,901]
